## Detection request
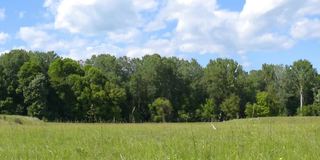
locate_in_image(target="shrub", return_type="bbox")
[245,103,269,117]
[299,104,320,116]
[245,91,276,118]
[178,110,190,122]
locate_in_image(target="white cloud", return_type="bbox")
[144,0,320,56]
[43,0,57,8]
[126,38,175,57]
[107,29,140,43]
[51,0,140,34]
[45,0,161,34]
[0,8,5,20]
[144,0,240,55]
[297,0,320,16]
[0,49,9,55]
[291,19,320,39]
[18,25,121,60]
[65,42,121,60]
[18,26,52,49]
[133,0,158,11]
[125,36,190,58]
[126,47,153,58]
[43,0,61,14]
[0,32,9,44]
[17,0,320,61]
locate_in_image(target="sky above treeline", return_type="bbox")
[0,0,319,70]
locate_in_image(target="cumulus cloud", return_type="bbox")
[146,0,301,55]
[0,32,9,44]
[18,26,53,49]
[291,19,320,39]
[16,0,320,62]
[146,0,320,55]
[126,38,175,57]
[52,0,140,34]
[46,0,161,35]
[107,29,141,43]
[133,0,159,11]
[18,25,121,60]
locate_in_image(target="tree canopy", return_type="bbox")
[0,50,319,122]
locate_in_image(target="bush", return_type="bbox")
[245,103,269,117]
[178,110,190,122]
[299,104,320,116]
[245,91,276,118]
[197,98,218,121]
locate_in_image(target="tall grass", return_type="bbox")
[0,117,319,159]
[0,115,43,125]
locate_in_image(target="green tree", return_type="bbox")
[221,95,240,120]
[66,74,88,120]
[2,49,320,122]
[149,97,172,122]
[177,59,205,121]
[48,58,84,120]
[290,60,317,112]
[104,81,126,122]
[261,64,290,115]
[129,55,160,121]
[18,60,49,118]
[245,92,274,117]
[197,98,218,121]
[0,50,30,114]
[25,74,48,118]
[86,54,121,83]
[204,58,246,117]
[248,64,293,116]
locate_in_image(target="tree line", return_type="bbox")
[0,49,319,122]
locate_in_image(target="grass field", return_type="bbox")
[0,116,320,159]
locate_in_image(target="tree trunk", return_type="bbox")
[162,114,166,123]
[131,106,136,123]
[300,86,303,111]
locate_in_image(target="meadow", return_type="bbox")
[0,115,320,160]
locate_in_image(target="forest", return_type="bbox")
[0,49,319,122]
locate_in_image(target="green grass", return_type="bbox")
[1,117,320,159]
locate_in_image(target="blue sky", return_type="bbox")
[0,0,320,71]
